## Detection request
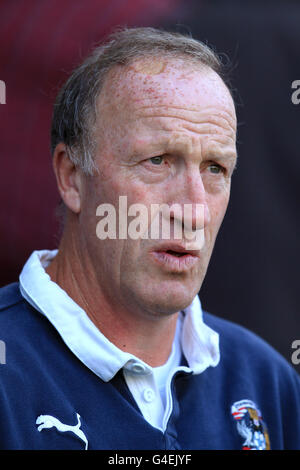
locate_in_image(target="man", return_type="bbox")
[1,27,300,450]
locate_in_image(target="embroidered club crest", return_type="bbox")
[231,399,270,450]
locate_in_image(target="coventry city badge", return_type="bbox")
[231,399,271,450]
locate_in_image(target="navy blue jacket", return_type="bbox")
[0,282,300,450]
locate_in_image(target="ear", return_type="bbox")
[52,143,82,213]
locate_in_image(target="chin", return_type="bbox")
[136,279,202,317]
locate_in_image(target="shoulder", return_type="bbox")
[203,310,267,343]
[203,310,300,385]
[0,282,33,342]
[203,310,288,364]
[0,282,36,340]
[0,283,23,312]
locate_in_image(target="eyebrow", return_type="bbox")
[205,150,238,163]
[165,140,238,165]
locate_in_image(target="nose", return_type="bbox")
[169,170,211,232]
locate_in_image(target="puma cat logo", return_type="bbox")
[36,413,88,450]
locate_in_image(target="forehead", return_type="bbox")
[99,56,235,120]
[96,57,236,158]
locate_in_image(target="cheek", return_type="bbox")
[103,165,151,202]
[114,177,156,209]
[202,173,231,195]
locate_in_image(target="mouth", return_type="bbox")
[150,244,200,272]
[166,250,186,257]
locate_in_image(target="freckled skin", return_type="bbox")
[48,57,237,366]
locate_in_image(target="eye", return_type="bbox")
[208,163,224,174]
[149,156,164,165]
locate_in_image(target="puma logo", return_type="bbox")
[36,413,88,450]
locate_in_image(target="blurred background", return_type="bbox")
[0,0,299,369]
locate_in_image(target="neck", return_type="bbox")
[45,227,178,367]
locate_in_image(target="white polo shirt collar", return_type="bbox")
[19,250,220,382]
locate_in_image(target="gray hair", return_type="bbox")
[51,27,228,175]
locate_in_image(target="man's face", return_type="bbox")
[78,57,237,318]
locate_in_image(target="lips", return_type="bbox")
[150,244,200,272]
